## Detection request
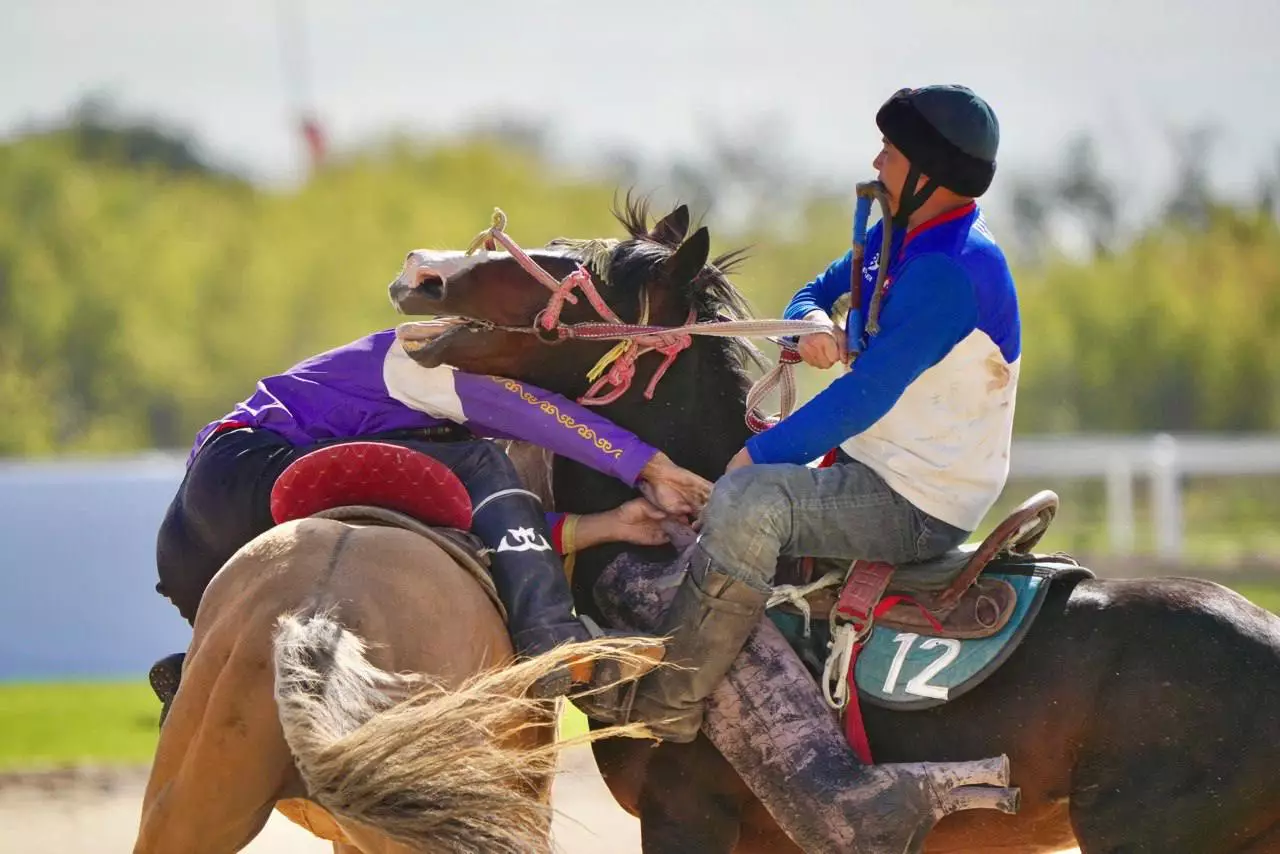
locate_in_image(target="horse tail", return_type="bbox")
[271,609,651,853]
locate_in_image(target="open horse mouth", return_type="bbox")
[395,318,471,367]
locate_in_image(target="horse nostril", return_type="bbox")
[414,271,445,300]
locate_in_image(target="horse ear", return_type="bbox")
[663,226,710,288]
[650,204,691,246]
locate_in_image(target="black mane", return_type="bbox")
[547,193,767,386]
[543,195,768,622]
[609,192,754,321]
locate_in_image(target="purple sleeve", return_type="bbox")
[454,373,657,486]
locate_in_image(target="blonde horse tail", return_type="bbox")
[271,609,653,854]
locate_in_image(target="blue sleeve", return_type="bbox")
[746,254,979,465]
[783,251,855,320]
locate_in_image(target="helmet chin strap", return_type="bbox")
[892,164,940,231]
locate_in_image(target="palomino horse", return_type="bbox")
[133,449,653,853]
[389,198,1280,853]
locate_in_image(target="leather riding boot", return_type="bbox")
[706,618,1018,853]
[595,555,1020,854]
[470,495,663,719]
[628,544,769,742]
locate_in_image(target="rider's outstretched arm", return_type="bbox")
[384,342,711,518]
[383,341,657,485]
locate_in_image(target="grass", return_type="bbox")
[0,679,596,772]
[3,581,1278,771]
[0,681,160,770]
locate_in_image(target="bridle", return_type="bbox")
[397,208,836,423]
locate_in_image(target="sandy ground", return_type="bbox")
[0,751,1083,853]
[0,747,640,853]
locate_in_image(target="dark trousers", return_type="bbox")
[156,427,581,653]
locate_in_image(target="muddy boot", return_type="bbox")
[471,493,663,722]
[596,554,1020,854]
[627,544,769,742]
[706,618,1018,852]
[148,652,185,728]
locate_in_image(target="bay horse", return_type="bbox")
[389,198,1280,853]
[133,452,654,852]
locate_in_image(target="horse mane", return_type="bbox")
[547,192,766,379]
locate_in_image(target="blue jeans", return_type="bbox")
[698,452,969,593]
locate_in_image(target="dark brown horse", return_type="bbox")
[388,199,1280,854]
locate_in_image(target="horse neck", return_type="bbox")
[554,337,751,512]
[642,338,754,480]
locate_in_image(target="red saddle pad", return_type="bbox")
[270,441,473,531]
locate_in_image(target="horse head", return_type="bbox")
[386,198,752,405]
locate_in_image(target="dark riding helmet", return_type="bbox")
[875,84,1000,226]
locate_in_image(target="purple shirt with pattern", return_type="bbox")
[190,329,657,487]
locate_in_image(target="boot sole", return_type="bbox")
[148,661,181,705]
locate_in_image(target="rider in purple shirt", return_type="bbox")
[150,328,711,722]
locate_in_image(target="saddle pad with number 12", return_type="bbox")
[854,561,1090,711]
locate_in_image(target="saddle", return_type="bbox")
[774,490,1062,640]
[268,441,504,618]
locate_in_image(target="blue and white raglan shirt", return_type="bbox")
[745,203,1021,532]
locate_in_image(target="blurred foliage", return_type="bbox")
[1,113,1278,457]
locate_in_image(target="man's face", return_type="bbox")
[873,138,917,215]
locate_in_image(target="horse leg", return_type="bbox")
[638,739,744,854]
[134,621,294,854]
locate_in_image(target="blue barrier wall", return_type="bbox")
[0,457,192,680]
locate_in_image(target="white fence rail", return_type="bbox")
[2,434,1278,563]
[1010,434,1280,558]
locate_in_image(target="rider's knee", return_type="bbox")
[698,468,790,588]
[455,440,522,486]
[703,467,789,531]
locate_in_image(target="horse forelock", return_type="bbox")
[543,236,621,285]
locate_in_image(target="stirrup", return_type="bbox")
[527,617,664,713]
[565,615,665,725]
[577,614,666,683]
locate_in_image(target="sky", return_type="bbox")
[4,0,1278,226]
